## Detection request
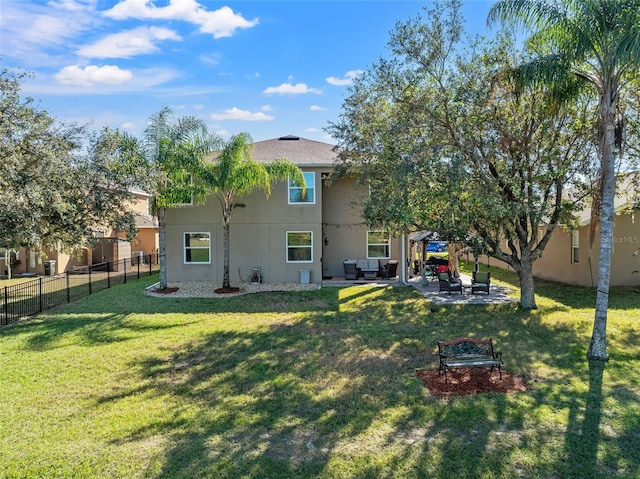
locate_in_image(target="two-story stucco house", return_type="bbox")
[164,135,404,284]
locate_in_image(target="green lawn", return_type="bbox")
[1,269,639,478]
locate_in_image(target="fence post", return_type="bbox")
[124,258,127,284]
[89,266,92,295]
[107,261,111,288]
[3,287,7,326]
[39,277,43,312]
[66,271,70,303]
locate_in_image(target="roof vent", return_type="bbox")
[278,135,300,141]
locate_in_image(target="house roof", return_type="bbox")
[251,135,338,167]
[134,212,158,229]
[574,173,639,226]
[409,231,441,242]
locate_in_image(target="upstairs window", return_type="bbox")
[288,172,315,204]
[367,231,390,258]
[184,232,211,264]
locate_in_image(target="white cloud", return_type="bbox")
[55,64,134,86]
[261,105,272,112]
[262,83,322,95]
[310,105,326,111]
[1,0,99,63]
[120,122,136,130]
[48,0,98,12]
[78,26,181,58]
[326,70,363,86]
[199,53,222,66]
[22,67,198,96]
[214,129,231,138]
[210,107,274,121]
[104,0,258,38]
[304,128,320,133]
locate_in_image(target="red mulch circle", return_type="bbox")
[415,368,527,398]
[153,287,180,294]
[214,287,241,294]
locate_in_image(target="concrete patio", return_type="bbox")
[321,273,517,305]
[407,274,517,305]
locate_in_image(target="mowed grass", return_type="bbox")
[1,270,639,479]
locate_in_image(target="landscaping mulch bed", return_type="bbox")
[415,367,527,398]
[214,287,241,294]
[153,287,180,294]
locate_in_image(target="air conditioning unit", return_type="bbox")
[132,250,145,265]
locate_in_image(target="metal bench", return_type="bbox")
[438,338,503,384]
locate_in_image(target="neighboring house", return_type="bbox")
[113,189,159,261]
[164,135,404,284]
[2,189,158,277]
[1,243,89,277]
[532,206,639,287]
[471,180,640,287]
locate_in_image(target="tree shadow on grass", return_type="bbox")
[80,285,637,478]
[104,321,419,477]
[11,280,637,478]
[2,312,197,351]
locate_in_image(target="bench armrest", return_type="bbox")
[495,351,502,360]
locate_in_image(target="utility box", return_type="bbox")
[43,260,56,276]
[131,250,145,265]
[299,269,311,284]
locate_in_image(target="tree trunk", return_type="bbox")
[587,90,616,362]
[157,207,168,290]
[222,198,232,290]
[223,217,230,290]
[517,258,537,309]
[5,250,12,280]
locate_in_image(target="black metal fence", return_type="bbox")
[1,254,159,326]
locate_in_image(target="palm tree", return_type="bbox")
[142,107,221,290]
[488,0,640,360]
[196,132,305,290]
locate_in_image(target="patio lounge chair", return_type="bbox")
[471,271,491,294]
[438,271,463,294]
[343,261,359,280]
[381,260,398,279]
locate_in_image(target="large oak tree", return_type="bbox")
[327,0,596,309]
[0,69,139,277]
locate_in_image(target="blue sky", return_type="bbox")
[1,0,496,143]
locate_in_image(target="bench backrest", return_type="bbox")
[438,338,495,358]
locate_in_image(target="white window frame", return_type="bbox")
[367,231,390,259]
[184,232,211,264]
[286,231,313,263]
[571,230,579,264]
[288,172,316,205]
